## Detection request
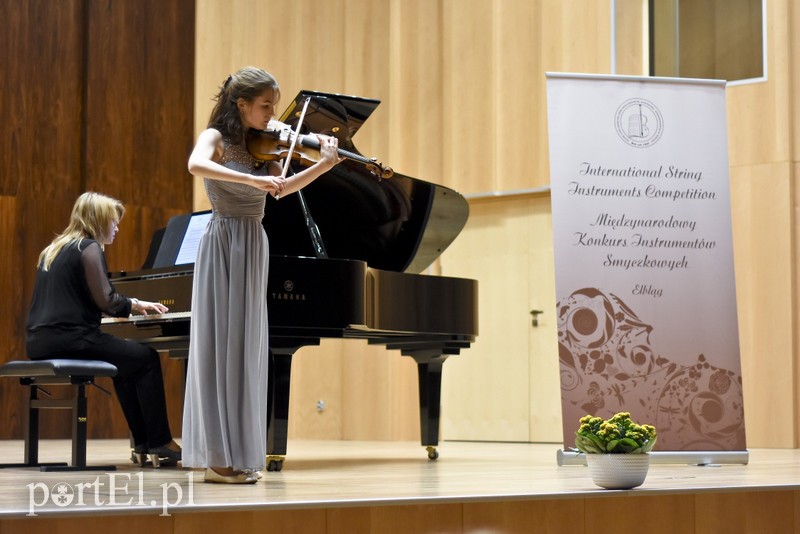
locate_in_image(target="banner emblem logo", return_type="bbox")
[615,98,664,147]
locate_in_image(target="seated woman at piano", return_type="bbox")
[181,66,343,483]
[25,191,182,467]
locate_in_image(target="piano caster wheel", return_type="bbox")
[266,456,284,472]
[426,446,439,460]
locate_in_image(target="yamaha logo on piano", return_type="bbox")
[160,299,176,306]
[270,280,306,301]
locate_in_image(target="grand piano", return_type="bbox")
[101,90,478,471]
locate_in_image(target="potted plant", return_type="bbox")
[574,411,657,489]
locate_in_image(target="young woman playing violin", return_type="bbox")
[182,66,343,484]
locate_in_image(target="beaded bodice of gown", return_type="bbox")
[205,140,268,218]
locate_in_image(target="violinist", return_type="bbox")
[182,66,343,484]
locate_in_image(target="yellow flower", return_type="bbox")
[574,411,658,454]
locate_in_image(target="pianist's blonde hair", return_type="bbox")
[38,192,125,271]
[208,66,280,145]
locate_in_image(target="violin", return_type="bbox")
[245,127,393,180]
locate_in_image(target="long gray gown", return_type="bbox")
[181,140,269,471]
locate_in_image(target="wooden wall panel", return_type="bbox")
[535,1,612,189]
[525,194,562,441]
[86,0,195,272]
[440,197,536,442]
[0,197,27,439]
[584,494,697,533]
[678,0,763,82]
[287,342,344,440]
[614,0,646,76]
[715,0,764,81]
[339,345,420,441]
[0,0,85,359]
[729,162,795,447]
[0,0,194,440]
[653,0,679,76]
[725,0,797,448]
[493,1,543,192]
[796,161,800,449]
[794,0,800,162]
[463,499,585,534]
[2,490,797,533]
[326,503,463,534]
[387,0,443,185]
[790,1,800,450]
[695,491,797,533]
[342,0,392,173]
[0,0,86,439]
[441,0,496,194]
[727,1,789,167]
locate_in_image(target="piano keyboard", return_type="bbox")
[101,311,191,324]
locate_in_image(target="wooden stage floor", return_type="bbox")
[0,439,798,533]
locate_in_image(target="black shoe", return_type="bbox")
[148,444,181,468]
[132,444,149,467]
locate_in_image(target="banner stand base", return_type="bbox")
[557,449,749,466]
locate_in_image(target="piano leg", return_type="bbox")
[266,349,292,471]
[404,350,451,461]
[266,338,320,472]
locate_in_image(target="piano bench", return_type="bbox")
[0,359,118,472]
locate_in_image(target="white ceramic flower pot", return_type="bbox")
[585,453,650,489]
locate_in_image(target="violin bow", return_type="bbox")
[274,97,312,200]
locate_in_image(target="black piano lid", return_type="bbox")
[150,91,469,274]
[265,90,469,274]
[277,89,380,140]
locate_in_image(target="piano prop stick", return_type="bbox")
[275,96,312,200]
[269,97,328,258]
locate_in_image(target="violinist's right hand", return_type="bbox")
[250,174,286,196]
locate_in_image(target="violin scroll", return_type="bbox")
[366,159,393,180]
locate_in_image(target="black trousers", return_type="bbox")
[26,328,173,449]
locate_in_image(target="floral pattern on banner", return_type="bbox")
[558,287,746,451]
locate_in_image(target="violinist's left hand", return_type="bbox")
[317,134,345,169]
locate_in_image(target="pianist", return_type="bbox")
[25,192,182,467]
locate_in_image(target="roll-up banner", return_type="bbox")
[546,73,747,462]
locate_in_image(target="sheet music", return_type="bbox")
[175,212,212,265]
